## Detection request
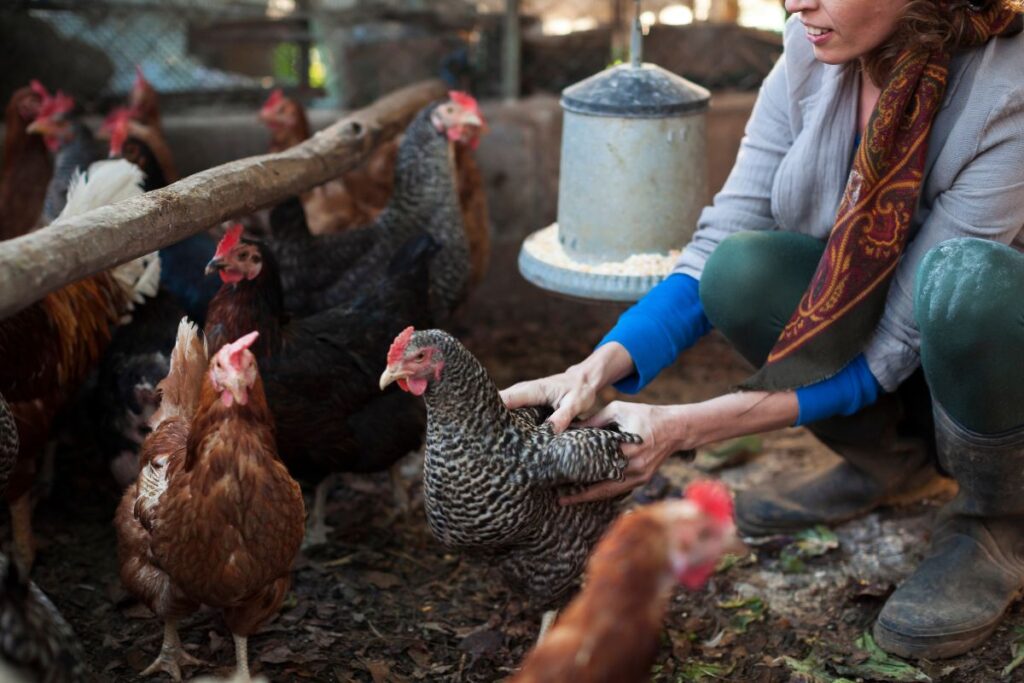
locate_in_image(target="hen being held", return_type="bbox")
[511,482,740,683]
[117,322,305,682]
[380,328,640,608]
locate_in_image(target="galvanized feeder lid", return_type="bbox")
[561,62,710,118]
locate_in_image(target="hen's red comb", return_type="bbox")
[224,331,260,369]
[31,80,74,120]
[387,327,415,365]
[684,480,734,525]
[134,65,150,90]
[449,91,480,114]
[102,106,132,133]
[262,89,285,112]
[105,108,131,157]
[214,224,245,260]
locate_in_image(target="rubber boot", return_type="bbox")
[873,405,1024,659]
[735,387,947,537]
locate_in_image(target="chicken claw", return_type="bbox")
[303,474,337,548]
[141,621,204,681]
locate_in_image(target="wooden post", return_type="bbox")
[502,0,521,101]
[0,79,447,320]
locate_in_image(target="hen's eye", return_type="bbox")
[252,256,261,265]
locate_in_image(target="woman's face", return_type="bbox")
[784,0,910,65]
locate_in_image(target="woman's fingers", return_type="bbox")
[579,403,617,429]
[499,380,550,409]
[547,402,577,434]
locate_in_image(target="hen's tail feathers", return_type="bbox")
[57,158,162,318]
[150,318,208,430]
[56,159,144,221]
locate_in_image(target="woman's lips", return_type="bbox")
[804,24,834,45]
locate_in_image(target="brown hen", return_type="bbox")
[117,322,305,682]
[511,482,740,683]
[0,83,51,240]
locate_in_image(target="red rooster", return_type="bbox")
[0,83,52,240]
[117,322,305,681]
[511,481,740,683]
[0,159,160,571]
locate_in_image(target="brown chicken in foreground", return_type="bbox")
[510,481,739,683]
[259,89,490,287]
[0,83,51,240]
[117,322,305,682]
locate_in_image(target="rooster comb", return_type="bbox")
[387,327,416,365]
[684,480,734,525]
[214,224,245,260]
[221,331,260,370]
[262,89,285,111]
[30,80,74,120]
[449,91,480,113]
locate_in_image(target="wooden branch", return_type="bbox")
[0,79,448,320]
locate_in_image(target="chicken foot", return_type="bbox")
[10,494,35,574]
[142,621,204,681]
[303,474,337,548]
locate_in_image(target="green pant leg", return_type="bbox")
[916,237,1024,434]
[699,231,825,367]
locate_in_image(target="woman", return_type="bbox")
[502,0,1024,660]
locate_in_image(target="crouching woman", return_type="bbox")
[502,0,1024,659]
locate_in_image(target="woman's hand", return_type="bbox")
[500,342,636,433]
[560,401,691,505]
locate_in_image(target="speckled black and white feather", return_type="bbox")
[0,393,15,498]
[407,330,641,605]
[0,553,87,683]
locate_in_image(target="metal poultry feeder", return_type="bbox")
[518,2,710,302]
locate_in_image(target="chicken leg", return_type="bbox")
[142,621,204,681]
[10,494,35,574]
[303,474,337,547]
[233,633,252,681]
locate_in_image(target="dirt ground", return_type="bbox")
[10,249,1024,683]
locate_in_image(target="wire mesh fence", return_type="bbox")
[3,0,785,116]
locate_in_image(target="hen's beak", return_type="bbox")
[379,365,405,391]
[205,257,226,276]
[26,118,54,136]
[462,112,483,128]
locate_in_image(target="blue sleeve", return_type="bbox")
[597,273,712,394]
[794,354,882,426]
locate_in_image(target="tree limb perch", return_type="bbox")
[0,79,448,320]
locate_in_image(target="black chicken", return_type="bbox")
[204,226,438,542]
[0,393,15,498]
[380,329,641,606]
[268,94,481,321]
[0,553,86,682]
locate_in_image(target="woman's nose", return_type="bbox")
[784,0,818,12]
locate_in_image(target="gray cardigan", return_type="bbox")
[674,16,1024,391]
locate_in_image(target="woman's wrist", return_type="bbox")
[662,390,800,451]
[569,342,635,392]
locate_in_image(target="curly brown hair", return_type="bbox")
[862,0,1023,85]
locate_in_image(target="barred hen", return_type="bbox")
[117,322,305,681]
[268,93,482,320]
[0,83,52,240]
[511,483,739,683]
[0,552,87,683]
[379,328,641,605]
[0,393,15,498]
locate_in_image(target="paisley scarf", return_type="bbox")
[745,3,1022,391]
